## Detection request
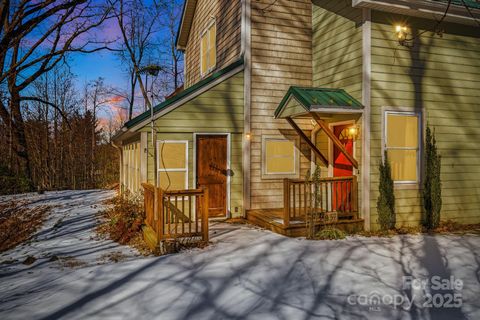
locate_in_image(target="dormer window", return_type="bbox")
[200,21,216,76]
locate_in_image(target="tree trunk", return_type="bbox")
[9,90,32,184]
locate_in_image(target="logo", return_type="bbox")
[346,276,463,311]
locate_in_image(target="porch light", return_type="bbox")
[347,125,360,140]
[245,133,252,140]
[395,24,408,44]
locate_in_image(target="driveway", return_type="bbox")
[0,190,479,320]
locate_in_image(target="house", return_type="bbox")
[112,0,480,235]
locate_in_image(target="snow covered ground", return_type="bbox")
[1,190,479,320]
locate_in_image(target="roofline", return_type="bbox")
[113,58,245,142]
[352,0,480,26]
[274,86,364,119]
[175,0,197,51]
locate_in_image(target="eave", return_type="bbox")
[112,58,244,144]
[175,0,198,51]
[352,0,480,26]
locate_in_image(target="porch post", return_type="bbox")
[283,178,290,227]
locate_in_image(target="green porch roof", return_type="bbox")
[274,87,363,119]
[123,58,244,129]
[433,0,480,9]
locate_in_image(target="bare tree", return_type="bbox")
[158,0,183,92]
[0,0,114,185]
[110,0,162,118]
[85,77,111,185]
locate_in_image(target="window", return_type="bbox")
[262,136,298,178]
[157,141,188,190]
[200,22,216,76]
[385,112,420,183]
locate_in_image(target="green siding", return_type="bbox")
[144,71,244,132]
[370,12,480,229]
[312,1,363,101]
[140,71,244,217]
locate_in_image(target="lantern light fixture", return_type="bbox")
[347,125,360,140]
[395,24,409,46]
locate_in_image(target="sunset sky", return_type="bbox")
[65,1,184,127]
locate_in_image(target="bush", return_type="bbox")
[100,192,145,245]
[0,165,32,195]
[377,151,396,230]
[316,227,346,240]
[423,126,442,230]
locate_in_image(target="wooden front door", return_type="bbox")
[332,124,354,211]
[196,135,228,217]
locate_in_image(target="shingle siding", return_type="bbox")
[249,0,313,209]
[183,0,242,88]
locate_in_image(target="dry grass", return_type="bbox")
[434,220,480,234]
[98,251,129,264]
[356,220,480,238]
[59,256,87,269]
[97,193,151,255]
[0,199,51,252]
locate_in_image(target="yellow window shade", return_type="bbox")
[265,140,295,174]
[201,34,208,74]
[208,25,216,68]
[158,171,186,190]
[387,114,418,148]
[159,142,186,169]
[387,149,417,181]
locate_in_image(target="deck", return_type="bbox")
[246,208,364,237]
[246,176,364,237]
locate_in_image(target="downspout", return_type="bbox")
[241,0,251,217]
[151,101,158,220]
[361,8,372,231]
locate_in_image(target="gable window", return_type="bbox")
[262,136,299,178]
[157,141,188,190]
[384,112,420,183]
[200,21,216,76]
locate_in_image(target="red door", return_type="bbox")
[333,124,354,211]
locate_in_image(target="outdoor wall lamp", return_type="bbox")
[245,133,252,140]
[347,125,360,140]
[395,24,409,46]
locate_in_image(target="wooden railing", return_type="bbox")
[283,176,358,227]
[142,183,209,248]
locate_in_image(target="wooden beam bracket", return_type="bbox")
[310,113,359,169]
[285,117,329,167]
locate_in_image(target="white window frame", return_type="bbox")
[262,135,300,179]
[199,20,216,77]
[122,142,141,192]
[156,140,189,190]
[383,110,422,185]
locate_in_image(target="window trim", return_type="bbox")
[262,135,300,179]
[199,20,216,77]
[156,140,189,190]
[383,110,422,185]
[122,142,141,192]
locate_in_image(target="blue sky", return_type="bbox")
[70,51,127,89]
